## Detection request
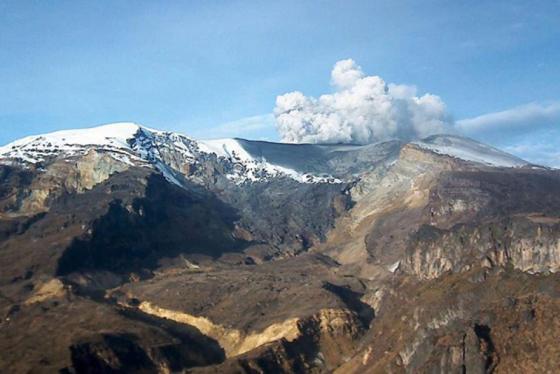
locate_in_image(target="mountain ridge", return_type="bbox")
[0,122,534,182]
[1,122,560,373]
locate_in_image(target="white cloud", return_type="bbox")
[274,59,452,144]
[502,135,560,169]
[456,102,560,168]
[330,58,364,89]
[456,102,560,137]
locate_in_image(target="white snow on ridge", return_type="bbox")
[0,122,140,151]
[0,123,343,184]
[197,138,251,160]
[198,138,343,183]
[0,123,191,185]
[0,122,143,163]
[413,135,528,168]
[3,125,527,186]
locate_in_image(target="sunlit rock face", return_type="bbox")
[402,217,560,279]
[1,123,560,373]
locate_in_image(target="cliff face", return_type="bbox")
[394,166,560,280]
[402,217,560,279]
[334,268,560,374]
[1,126,560,373]
[0,150,131,216]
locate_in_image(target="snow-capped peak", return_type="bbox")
[0,125,530,188]
[0,123,343,185]
[1,122,141,149]
[0,122,144,163]
[412,135,528,168]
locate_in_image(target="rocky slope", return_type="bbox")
[0,123,559,373]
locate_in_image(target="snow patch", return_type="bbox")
[198,138,343,184]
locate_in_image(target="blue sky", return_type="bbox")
[1,1,559,166]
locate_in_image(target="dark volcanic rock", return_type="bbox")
[57,173,247,276]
